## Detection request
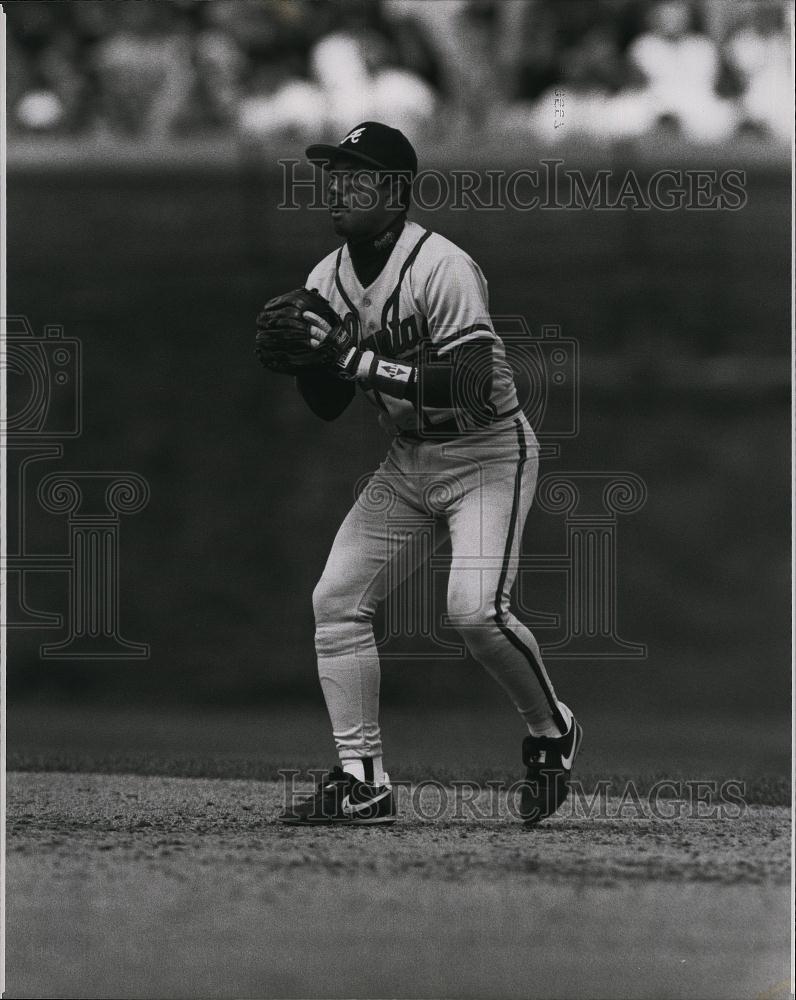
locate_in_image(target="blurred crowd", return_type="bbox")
[5,0,793,148]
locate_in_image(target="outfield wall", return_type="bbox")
[5,156,790,712]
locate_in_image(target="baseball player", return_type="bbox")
[256,122,581,825]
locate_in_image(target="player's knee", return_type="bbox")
[447,586,494,636]
[312,574,344,625]
[312,574,371,627]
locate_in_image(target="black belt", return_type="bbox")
[398,405,523,442]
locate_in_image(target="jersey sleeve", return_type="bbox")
[305,263,324,292]
[422,253,496,356]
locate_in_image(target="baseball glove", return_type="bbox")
[255,287,350,375]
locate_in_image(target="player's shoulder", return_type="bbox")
[305,246,342,289]
[406,222,482,278]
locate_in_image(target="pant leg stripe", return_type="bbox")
[493,419,526,617]
[494,419,565,732]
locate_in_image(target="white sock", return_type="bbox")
[341,759,364,781]
[372,756,386,784]
[341,756,386,785]
[525,702,573,738]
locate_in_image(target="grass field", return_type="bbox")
[8,702,791,796]
[4,703,792,998]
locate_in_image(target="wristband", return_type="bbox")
[367,355,416,399]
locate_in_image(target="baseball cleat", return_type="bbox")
[279,766,396,825]
[519,718,583,824]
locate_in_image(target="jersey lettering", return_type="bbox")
[342,312,360,342]
[305,221,520,432]
[360,314,421,357]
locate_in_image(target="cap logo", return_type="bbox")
[342,126,366,145]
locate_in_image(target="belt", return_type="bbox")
[397,405,523,442]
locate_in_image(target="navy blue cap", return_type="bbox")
[306,121,418,177]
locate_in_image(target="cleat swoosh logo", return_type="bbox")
[560,726,581,771]
[341,789,391,816]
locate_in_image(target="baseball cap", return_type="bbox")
[306,121,418,178]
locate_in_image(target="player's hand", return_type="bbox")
[303,299,359,378]
[302,310,332,350]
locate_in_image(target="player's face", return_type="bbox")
[326,157,393,239]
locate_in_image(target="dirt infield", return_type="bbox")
[6,771,791,999]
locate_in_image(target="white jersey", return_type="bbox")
[306,220,521,434]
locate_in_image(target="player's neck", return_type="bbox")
[348,213,406,253]
[347,213,407,287]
